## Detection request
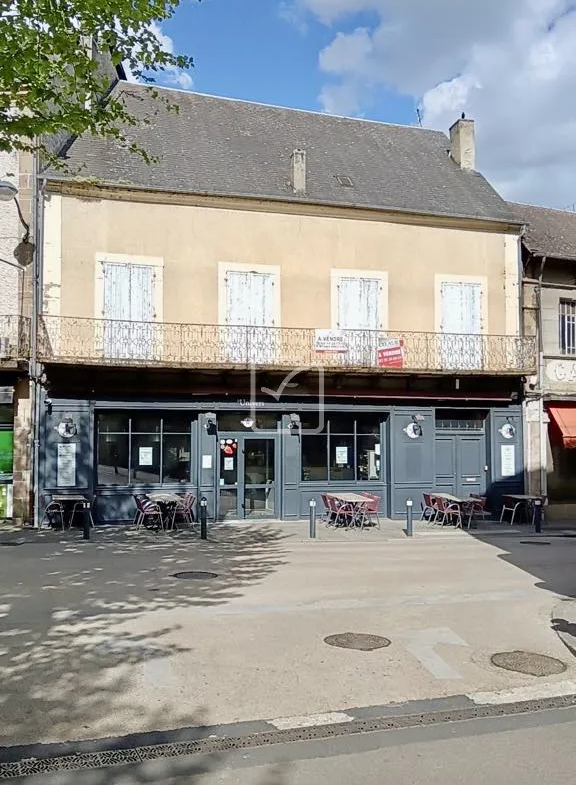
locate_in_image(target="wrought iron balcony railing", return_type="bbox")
[0,315,30,361]
[36,315,537,375]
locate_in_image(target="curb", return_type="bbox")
[3,688,576,779]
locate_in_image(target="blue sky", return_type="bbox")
[153,0,576,209]
[159,0,416,125]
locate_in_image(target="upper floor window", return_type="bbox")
[559,300,576,355]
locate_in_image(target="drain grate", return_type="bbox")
[0,542,22,547]
[520,540,551,546]
[172,571,218,580]
[491,651,566,676]
[324,633,391,651]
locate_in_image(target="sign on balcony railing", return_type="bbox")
[314,330,348,354]
[377,338,405,369]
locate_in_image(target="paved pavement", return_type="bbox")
[1,521,576,752]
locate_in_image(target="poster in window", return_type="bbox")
[139,447,153,466]
[501,445,515,478]
[57,443,76,487]
[335,446,348,465]
[224,457,234,471]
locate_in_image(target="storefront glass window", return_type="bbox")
[131,434,161,483]
[301,415,382,482]
[0,406,13,425]
[357,435,380,480]
[163,434,191,483]
[98,413,129,433]
[301,435,328,481]
[330,435,354,480]
[96,413,193,486]
[97,433,130,485]
[131,415,161,433]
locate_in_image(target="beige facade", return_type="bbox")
[43,188,521,340]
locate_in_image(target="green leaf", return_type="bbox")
[0,0,200,167]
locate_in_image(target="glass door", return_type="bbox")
[218,435,277,520]
[243,437,276,519]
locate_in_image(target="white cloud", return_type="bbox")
[291,0,576,206]
[124,22,193,91]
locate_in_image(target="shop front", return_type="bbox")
[546,404,576,504]
[0,400,14,520]
[38,395,525,524]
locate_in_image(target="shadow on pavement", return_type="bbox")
[464,527,576,599]
[0,524,289,755]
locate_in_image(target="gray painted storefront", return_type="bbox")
[38,396,524,524]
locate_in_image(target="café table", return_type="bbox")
[500,494,544,526]
[325,492,370,528]
[50,494,94,529]
[148,492,185,530]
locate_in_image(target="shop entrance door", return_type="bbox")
[435,434,487,499]
[218,435,278,520]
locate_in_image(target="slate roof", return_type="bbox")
[508,202,576,261]
[47,83,517,224]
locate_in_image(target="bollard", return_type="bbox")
[200,497,208,540]
[533,499,542,534]
[82,501,90,541]
[406,498,413,537]
[309,498,317,539]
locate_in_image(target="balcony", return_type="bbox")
[0,315,30,364]
[36,316,537,376]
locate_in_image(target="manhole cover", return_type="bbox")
[172,571,218,580]
[491,651,566,676]
[520,541,551,546]
[324,633,391,651]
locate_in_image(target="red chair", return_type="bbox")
[435,496,462,527]
[420,493,437,523]
[172,492,196,529]
[462,495,487,529]
[359,493,381,529]
[133,495,163,530]
[321,494,334,525]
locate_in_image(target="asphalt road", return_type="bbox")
[13,706,576,784]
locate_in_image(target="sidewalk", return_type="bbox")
[1,521,575,749]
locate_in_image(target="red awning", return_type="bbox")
[548,406,576,449]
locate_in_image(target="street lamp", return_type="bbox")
[0,179,30,241]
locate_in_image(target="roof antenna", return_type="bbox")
[416,107,423,127]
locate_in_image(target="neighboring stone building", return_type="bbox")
[33,86,535,523]
[0,149,34,521]
[0,42,125,524]
[511,202,576,517]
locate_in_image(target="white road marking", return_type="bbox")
[403,627,470,680]
[269,712,354,730]
[468,680,576,705]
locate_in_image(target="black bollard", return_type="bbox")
[406,498,413,537]
[533,499,542,534]
[309,498,317,539]
[82,502,90,540]
[200,496,208,540]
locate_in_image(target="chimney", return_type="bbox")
[449,117,475,170]
[291,149,306,195]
